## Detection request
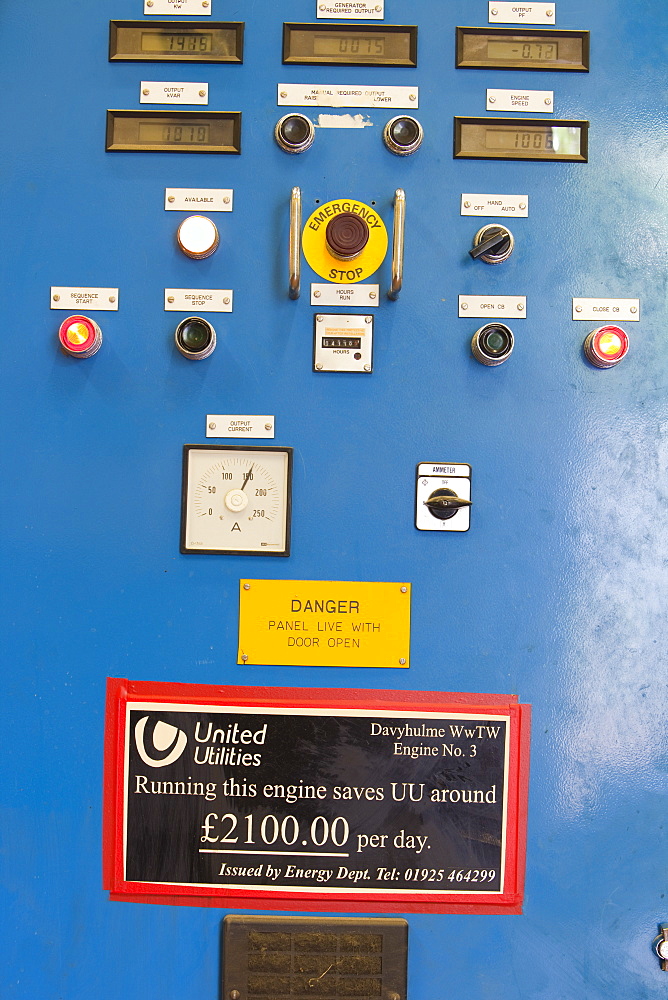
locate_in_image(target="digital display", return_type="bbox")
[322,337,362,349]
[138,123,211,144]
[487,40,557,61]
[283,22,417,67]
[454,117,588,162]
[456,26,588,71]
[109,21,244,63]
[141,32,213,54]
[106,111,241,154]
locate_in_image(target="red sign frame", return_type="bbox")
[103,678,530,914]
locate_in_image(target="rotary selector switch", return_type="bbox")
[469,224,514,265]
[415,463,471,532]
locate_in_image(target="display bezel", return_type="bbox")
[454,117,589,163]
[455,26,589,71]
[283,22,418,67]
[109,20,244,63]
[105,110,242,154]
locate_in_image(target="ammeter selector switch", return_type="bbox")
[469,224,514,264]
[415,463,471,532]
[177,215,219,259]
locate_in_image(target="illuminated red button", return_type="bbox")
[583,325,629,368]
[58,315,103,358]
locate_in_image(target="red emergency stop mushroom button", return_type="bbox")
[583,325,629,368]
[325,213,370,261]
[58,315,103,358]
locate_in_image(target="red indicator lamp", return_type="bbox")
[583,325,628,368]
[58,315,103,358]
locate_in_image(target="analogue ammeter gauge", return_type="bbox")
[180,445,293,555]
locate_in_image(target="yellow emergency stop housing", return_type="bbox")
[302,198,388,283]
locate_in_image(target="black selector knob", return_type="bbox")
[326,213,370,260]
[469,224,514,264]
[424,488,473,520]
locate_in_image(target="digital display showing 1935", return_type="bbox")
[454,117,588,162]
[283,22,417,66]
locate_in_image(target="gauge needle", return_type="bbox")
[241,465,254,491]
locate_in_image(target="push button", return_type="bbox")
[174,316,216,360]
[58,315,103,358]
[325,213,369,260]
[383,116,423,156]
[275,114,315,154]
[469,224,514,264]
[177,215,219,259]
[583,325,628,368]
[471,323,514,366]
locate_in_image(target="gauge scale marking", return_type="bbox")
[181,445,292,555]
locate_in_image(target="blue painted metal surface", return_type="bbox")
[2,0,667,995]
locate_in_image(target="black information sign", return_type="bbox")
[124,705,508,895]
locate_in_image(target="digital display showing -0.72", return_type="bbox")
[456,26,588,71]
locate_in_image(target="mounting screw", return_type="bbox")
[489,95,496,104]
[464,201,471,208]
[364,364,371,371]
[399,658,406,666]
[544,97,552,106]
[546,9,554,16]
[630,305,638,314]
[313,290,321,298]
[517,303,524,312]
[109,295,116,303]
[365,316,372,324]
[375,4,382,10]
[280,91,288,99]
[409,94,416,101]
[167,296,175,304]
[265,423,272,431]
[369,291,376,299]
[230,992,241,1000]
[52,294,60,302]
[243,583,250,590]
[202,1,209,6]
[491,7,498,14]
[199,90,206,98]
[223,297,231,305]
[401,586,407,593]
[208,422,216,430]
[315,363,323,370]
[319,3,326,8]
[223,196,231,204]
[142,88,150,96]
[575,304,583,313]
[146,0,153,6]
[519,202,527,210]
[168,195,175,203]
[388,994,401,1000]
[316,315,323,323]
[461,302,468,310]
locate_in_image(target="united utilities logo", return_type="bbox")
[134,716,188,768]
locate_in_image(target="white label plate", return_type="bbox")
[572,298,640,321]
[144,0,211,14]
[489,2,556,24]
[459,295,526,318]
[278,84,418,109]
[314,314,373,373]
[206,416,275,439]
[461,194,528,217]
[140,82,208,105]
[416,464,471,533]
[164,289,233,312]
[311,283,379,307]
[487,89,554,113]
[317,1,384,17]
[50,287,119,311]
[165,188,233,211]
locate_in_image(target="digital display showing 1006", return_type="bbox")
[454,117,588,162]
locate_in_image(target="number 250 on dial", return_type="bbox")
[180,445,293,556]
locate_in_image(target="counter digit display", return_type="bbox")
[283,23,417,66]
[109,21,244,63]
[456,26,589,71]
[106,111,241,154]
[454,117,588,162]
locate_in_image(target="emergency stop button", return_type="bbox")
[325,213,369,261]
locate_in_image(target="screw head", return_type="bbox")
[315,363,323,370]
[280,91,288,99]
[544,98,552,106]
[409,93,416,101]
[199,90,206,98]
[146,0,153,6]
[52,294,60,302]
[241,654,248,663]
[230,992,241,1000]
[369,291,377,299]
[243,583,250,590]
[142,88,150,96]
[364,364,371,371]
[316,315,323,323]
[546,9,554,16]
[265,423,272,431]
[461,302,468,311]
[630,306,638,314]
[208,422,216,430]
[223,297,231,305]
[517,303,525,312]
[375,5,382,11]
[489,95,496,104]
[519,202,527,210]
[313,290,321,298]
[202,1,209,6]
[399,658,406,665]
[167,296,175,304]
[365,316,372,324]
[319,3,326,8]
[464,200,471,208]
[491,7,498,14]
[575,305,583,313]
[109,296,116,303]
[168,195,175,203]
[400,586,407,593]
[223,196,231,204]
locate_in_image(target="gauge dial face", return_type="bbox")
[181,445,292,555]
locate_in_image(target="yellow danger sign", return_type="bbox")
[302,199,388,283]
[238,580,411,668]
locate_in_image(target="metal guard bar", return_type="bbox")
[289,186,301,299]
[388,188,405,301]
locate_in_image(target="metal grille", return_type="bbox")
[223,916,408,1000]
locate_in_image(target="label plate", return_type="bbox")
[489,1,556,24]
[572,297,640,321]
[314,314,373,373]
[311,283,379,306]
[278,84,418,109]
[144,0,212,13]
[206,416,275,439]
[317,1,384,17]
[164,289,233,312]
[50,287,119,311]
[165,188,233,211]
[140,82,208,105]
[238,580,411,668]
[487,89,553,113]
[459,295,526,318]
[103,678,530,913]
[461,194,528,217]
[416,464,471,533]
